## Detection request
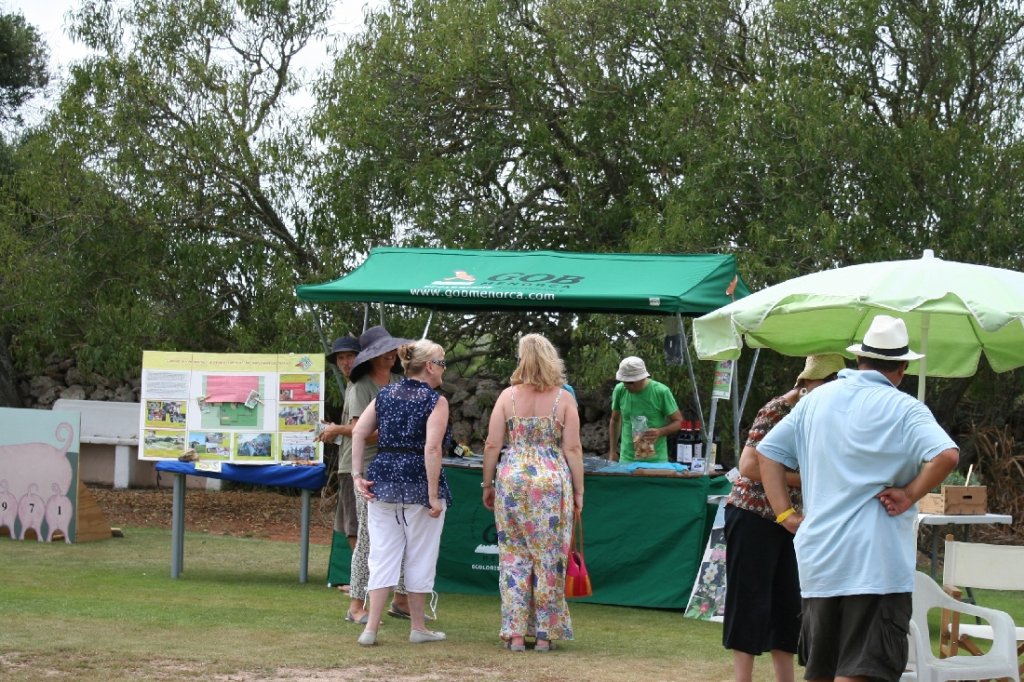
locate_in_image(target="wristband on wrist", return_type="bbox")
[480,480,494,489]
[775,507,797,524]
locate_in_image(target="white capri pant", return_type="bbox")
[366,500,447,593]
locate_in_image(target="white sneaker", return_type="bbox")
[357,630,377,647]
[409,629,446,643]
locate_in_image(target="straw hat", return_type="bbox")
[796,354,846,383]
[846,315,924,361]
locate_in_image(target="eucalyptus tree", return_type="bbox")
[651,0,1024,288]
[648,0,1024,434]
[312,0,1024,452]
[0,11,48,125]
[310,0,754,382]
[50,0,340,356]
[0,9,51,406]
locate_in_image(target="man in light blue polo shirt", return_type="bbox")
[756,315,958,682]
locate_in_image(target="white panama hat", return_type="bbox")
[846,315,924,362]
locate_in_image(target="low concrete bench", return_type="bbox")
[53,399,140,489]
[51,399,219,490]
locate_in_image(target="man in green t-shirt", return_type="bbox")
[607,356,683,463]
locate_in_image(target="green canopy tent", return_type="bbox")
[297,247,751,447]
[297,247,750,607]
[297,247,749,315]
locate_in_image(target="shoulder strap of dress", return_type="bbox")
[551,388,562,418]
[510,388,518,417]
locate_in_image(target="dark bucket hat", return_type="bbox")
[326,335,360,365]
[350,326,411,380]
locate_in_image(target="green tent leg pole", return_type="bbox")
[677,314,706,438]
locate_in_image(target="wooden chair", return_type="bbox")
[941,534,1024,680]
[905,571,1019,682]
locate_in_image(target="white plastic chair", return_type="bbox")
[941,535,1024,678]
[906,571,1020,682]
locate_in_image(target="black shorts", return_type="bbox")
[800,593,911,682]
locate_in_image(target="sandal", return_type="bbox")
[534,640,556,652]
[503,637,526,652]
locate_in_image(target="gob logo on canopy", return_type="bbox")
[430,270,584,289]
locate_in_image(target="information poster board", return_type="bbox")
[139,351,324,464]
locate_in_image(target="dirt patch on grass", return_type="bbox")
[88,485,338,545]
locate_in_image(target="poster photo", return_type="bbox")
[145,400,186,428]
[279,374,321,402]
[139,351,324,463]
[187,431,231,460]
[278,403,319,432]
[280,433,318,462]
[234,432,275,462]
[143,429,187,456]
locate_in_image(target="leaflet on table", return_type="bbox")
[138,351,324,464]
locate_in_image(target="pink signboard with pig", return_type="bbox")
[0,407,81,543]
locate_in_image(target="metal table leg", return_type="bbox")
[299,489,311,584]
[171,472,185,578]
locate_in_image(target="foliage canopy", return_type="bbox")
[2,0,1024,462]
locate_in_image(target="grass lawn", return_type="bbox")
[2,528,1022,681]
[0,527,737,681]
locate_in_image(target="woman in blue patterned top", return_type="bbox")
[351,339,453,647]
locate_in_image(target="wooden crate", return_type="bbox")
[919,485,987,515]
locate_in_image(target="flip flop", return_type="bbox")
[344,610,369,625]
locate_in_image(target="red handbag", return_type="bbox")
[565,509,592,598]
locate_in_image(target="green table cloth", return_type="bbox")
[328,466,731,608]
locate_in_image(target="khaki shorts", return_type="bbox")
[800,593,911,682]
[332,473,358,537]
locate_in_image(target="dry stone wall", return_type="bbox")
[19,358,141,408]
[18,360,613,457]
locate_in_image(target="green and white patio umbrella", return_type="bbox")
[693,250,1024,401]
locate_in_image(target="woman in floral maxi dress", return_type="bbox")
[482,334,585,652]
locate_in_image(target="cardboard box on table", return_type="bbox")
[919,486,987,515]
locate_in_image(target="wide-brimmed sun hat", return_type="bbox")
[615,356,650,382]
[796,353,846,382]
[846,315,924,361]
[350,326,412,376]
[326,336,360,364]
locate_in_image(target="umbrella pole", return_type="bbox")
[918,314,930,402]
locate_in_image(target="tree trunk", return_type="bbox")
[0,331,23,407]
